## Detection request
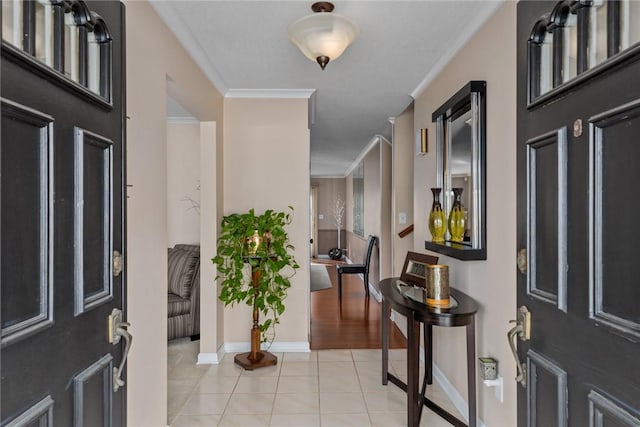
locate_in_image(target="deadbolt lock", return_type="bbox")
[573,119,583,137]
[517,249,527,274]
[113,250,123,277]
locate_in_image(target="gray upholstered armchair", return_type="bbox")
[167,244,200,340]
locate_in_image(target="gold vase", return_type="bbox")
[429,188,446,243]
[448,187,466,243]
[245,230,262,255]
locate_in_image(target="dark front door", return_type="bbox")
[1,1,126,425]
[517,1,640,426]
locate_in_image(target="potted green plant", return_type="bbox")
[212,207,299,368]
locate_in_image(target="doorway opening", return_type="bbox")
[165,95,208,425]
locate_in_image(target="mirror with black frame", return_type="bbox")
[425,80,486,260]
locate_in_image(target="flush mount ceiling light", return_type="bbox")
[288,2,359,70]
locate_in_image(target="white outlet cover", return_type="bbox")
[318,214,324,220]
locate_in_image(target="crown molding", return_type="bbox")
[166,117,199,124]
[149,1,228,94]
[225,89,317,99]
[311,175,349,179]
[410,1,503,100]
[343,135,383,177]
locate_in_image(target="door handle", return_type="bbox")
[507,306,530,387]
[108,309,132,392]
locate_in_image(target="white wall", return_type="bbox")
[412,3,517,426]
[167,122,200,246]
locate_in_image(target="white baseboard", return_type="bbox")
[368,282,382,302]
[197,345,225,365]
[431,364,486,427]
[223,341,310,354]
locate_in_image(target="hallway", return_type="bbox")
[310,259,406,350]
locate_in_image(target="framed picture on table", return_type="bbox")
[400,251,438,287]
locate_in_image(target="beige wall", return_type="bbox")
[311,178,346,231]
[380,140,392,280]
[223,97,310,345]
[363,144,381,241]
[392,108,416,277]
[412,2,517,426]
[126,1,223,425]
[167,122,200,246]
[310,178,346,254]
[345,140,385,289]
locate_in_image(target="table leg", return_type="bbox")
[407,314,421,427]
[381,297,390,385]
[425,324,433,385]
[467,318,477,427]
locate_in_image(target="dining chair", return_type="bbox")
[337,235,377,300]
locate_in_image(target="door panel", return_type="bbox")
[74,127,114,315]
[526,128,568,311]
[517,2,640,426]
[1,100,54,346]
[526,350,568,427]
[1,1,126,425]
[590,103,640,338]
[73,354,114,427]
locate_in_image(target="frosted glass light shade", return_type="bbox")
[288,12,359,68]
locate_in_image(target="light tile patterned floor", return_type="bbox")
[168,339,462,427]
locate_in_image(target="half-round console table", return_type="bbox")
[380,278,478,427]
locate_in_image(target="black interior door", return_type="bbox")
[1,1,126,425]
[517,1,640,426]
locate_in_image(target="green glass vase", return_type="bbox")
[428,188,446,243]
[448,187,467,243]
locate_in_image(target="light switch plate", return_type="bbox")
[318,214,324,220]
[399,212,407,224]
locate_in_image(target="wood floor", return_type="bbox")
[310,258,407,350]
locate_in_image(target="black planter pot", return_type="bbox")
[328,248,343,260]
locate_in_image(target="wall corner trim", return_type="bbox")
[149,1,228,94]
[225,89,316,99]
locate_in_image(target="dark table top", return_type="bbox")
[380,278,478,327]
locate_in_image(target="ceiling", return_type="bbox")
[153,1,501,177]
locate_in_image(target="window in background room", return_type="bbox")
[353,161,364,237]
